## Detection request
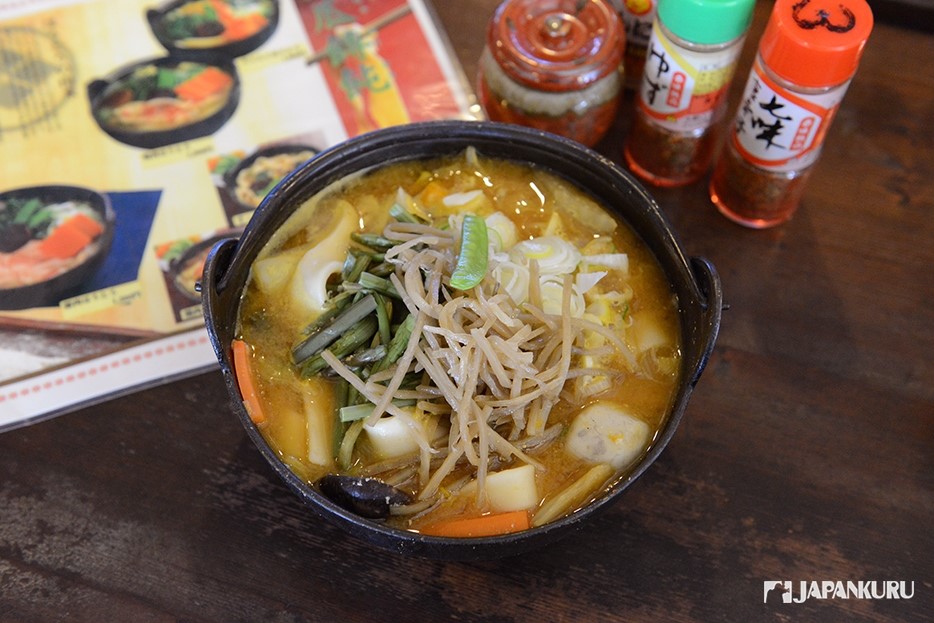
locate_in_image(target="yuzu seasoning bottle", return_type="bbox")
[709,0,873,228]
[623,0,755,187]
[477,0,624,147]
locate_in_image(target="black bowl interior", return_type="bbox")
[0,185,115,311]
[222,143,319,211]
[147,0,280,60]
[201,120,722,559]
[87,55,241,150]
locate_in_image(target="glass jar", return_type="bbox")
[477,0,624,147]
[710,0,874,227]
[623,0,755,187]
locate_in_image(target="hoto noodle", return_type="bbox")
[235,149,682,533]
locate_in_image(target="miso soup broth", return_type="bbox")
[234,148,682,535]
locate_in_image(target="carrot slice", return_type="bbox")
[416,180,448,209]
[209,0,237,26]
[420,510,531,538]
[67,212,105,238]
[173,67,232,102]
[38,219,92,258]
[231,339,267,425]
[224,15,265,41]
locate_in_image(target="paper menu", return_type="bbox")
[0,0,476,430]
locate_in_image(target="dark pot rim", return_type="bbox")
[146,0,281,60]
[0,184,115,311]
[87,54,241,150]
[200,120,722,560]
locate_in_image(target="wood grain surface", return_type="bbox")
[1,1,931,621]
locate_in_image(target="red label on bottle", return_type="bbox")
[637,21,745,132]
[730,59,849,171]
[666,72,686,108]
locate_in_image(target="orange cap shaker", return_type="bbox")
[759,0,874,88]
[708,0,874,228]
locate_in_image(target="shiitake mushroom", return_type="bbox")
[317,474,412,520]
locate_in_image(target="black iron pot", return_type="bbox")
[200,120,722,560]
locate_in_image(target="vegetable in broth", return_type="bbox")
[235,149,682,534]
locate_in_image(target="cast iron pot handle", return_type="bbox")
[200,237,240,298]
[688,256,723,388]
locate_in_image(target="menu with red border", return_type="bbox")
[0,0,475,431]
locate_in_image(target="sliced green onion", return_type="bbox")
[368,261,394,277]
[449,213,488,290]
[346,383,360,409]
[351,232,395,250]
[399,371,423,390]
[373,313,415,373]
[332,380,349,455]
[299,316,378,377]
[340,251,355,280]
[333,377,349,409]
[298,292,353,336]
[339,399,417,423]
[357,271,399,299]
[339,402,374,423]
[374,293,392,346]
[338,419,366,469]
[389,203,423,224]
[343,252,371,283]
[343,344,387,366]
[292,294,377,364]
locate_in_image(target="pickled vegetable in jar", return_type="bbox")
[477,0,625,147]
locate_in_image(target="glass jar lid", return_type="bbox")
[487,0,624,92]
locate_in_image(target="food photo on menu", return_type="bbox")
[208,133,321,226]
[0,185,160,312]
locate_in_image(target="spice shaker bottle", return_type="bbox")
[610,0,658,89]
[710,0,873,228]
[477,0,624,147]
[623,0,755,187]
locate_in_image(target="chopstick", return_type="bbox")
[306,4,413,66]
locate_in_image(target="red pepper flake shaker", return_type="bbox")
[710,0,874,228]
[477,0,625,147]
[623,0,755,187]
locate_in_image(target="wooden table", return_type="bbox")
[2,1,931,621]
